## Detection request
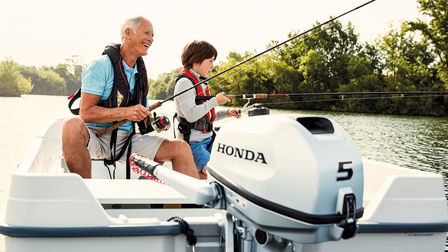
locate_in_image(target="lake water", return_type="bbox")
[0,95,447,251]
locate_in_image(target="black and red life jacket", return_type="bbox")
[175,68,215,142]
[68,43,148,115]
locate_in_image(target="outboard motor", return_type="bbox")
[132,114,363,251]
[207,114,363,249]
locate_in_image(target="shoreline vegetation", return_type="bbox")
[1,0,447,116]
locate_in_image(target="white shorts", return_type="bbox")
[86,126,165,161]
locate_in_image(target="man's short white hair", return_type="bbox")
[120,16,144,41]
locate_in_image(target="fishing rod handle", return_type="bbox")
[95,101,163,137]
[229,94,268,99]
[195,95,236,101]
[194,94,269,102]
[96,119,129,136]
[149,101,162,111]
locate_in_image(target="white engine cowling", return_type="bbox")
[207,114,364,243]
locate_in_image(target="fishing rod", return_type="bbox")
[96,0,376,136]
[262,94,448,106]
[195,91,448,101]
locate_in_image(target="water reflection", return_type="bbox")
[274,109,448,179]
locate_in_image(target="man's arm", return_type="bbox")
[80,92,150,123]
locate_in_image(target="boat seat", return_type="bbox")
[84,179,195,205]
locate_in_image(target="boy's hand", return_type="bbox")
[227,109,242,118]
[216,92,231,105]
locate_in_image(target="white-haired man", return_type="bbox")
[62,16,200,179]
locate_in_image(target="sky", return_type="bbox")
[0,0,422,79]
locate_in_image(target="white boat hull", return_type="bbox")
[1,117,446,252]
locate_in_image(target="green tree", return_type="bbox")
[407,0,448,85]
[375,24,446,116]
[276,20,368,110]
[210,51,301,109]
[29,67,66,95]
[54,56,84,95]
[279,20,361,90]
[148,68,181,100]
[209,51,251,97]
[0,59,33,97]
[379,26,437,91]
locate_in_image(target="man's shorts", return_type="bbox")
[189,137,213,172]
[86,126,165,161]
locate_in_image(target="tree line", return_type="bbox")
[1,0,446,116]
[0,56,84,97]
[148,0,448,116]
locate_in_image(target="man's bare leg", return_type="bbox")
[62,117,92,178]
[154,140,200,179]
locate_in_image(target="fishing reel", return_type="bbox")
[241,96,270,117]
[150,112,171,133]
[247,103,270,117]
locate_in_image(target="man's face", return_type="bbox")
[128,19,154,56]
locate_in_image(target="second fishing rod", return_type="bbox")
[96,0,376,136]
[195,91,448,101]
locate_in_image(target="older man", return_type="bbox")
[62,16,199,179]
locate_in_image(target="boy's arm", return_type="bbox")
[175,78,218,122]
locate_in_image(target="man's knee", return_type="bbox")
[62,117,89,145]
[62,117,84,131]
[160,139,192,158]
[173,139,192,156]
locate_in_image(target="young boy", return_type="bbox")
[174,40,241,179]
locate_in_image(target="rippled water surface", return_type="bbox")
[0,95,447,251]
[279,110,448,176]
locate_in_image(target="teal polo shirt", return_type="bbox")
[81,55,148,132]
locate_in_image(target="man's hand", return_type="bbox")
[216,92,231,105]
[125,104,152,122]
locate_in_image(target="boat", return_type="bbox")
[0,105,447,252]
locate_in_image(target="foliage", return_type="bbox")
[148,68,181,100]
[1,0,447,116]
[0,56,84,97]
[54,56,84,95]
[407,0,448,87]
[0,59,32,97]
[21,66,66,95]
[211,51,301,108]
[375,23,447,116]
[148,14,447,116]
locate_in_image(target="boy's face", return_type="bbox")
[193,57,215,77]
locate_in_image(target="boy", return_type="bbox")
[174,40,241,179]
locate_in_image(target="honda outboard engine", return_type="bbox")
[207,114,363,247]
